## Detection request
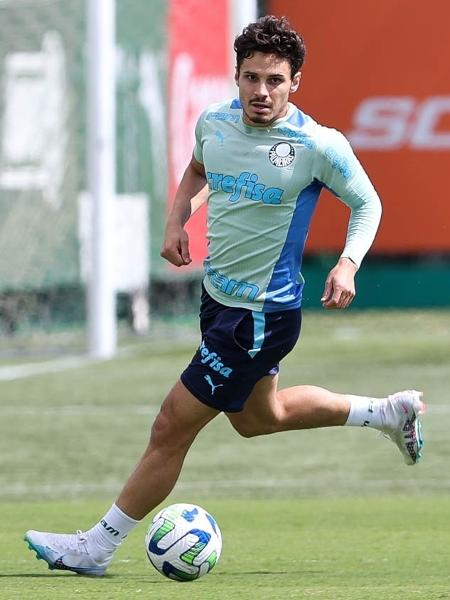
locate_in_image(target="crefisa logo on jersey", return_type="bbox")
[269,142,295,167]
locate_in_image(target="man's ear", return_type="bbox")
[235,67,239,87]
[290,71,301,93]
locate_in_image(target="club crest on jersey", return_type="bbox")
[269,142,295,167]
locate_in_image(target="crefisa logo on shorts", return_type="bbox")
[199,340,233,377]
[269,142,295,167]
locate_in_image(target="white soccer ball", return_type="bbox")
[144,503,222,581]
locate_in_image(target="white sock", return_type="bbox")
[345,395,385,429]
[86,504,139,558]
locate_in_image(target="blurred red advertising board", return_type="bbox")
[168,0,230,269]
[268,0,450,253]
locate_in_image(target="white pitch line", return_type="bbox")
[0,404,159,416]
[1,477,450,498]
[0,343,149,382]
[0,336,198,382]
[0,355,102,381]
[176,477,450,491]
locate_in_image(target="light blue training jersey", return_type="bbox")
[194,99,382,312]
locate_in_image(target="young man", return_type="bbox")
[25,16,425,576]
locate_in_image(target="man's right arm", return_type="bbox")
[160,156,206,267]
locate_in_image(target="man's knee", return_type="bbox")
[228,415,276,438]
[228,396,285,438]
[149,398,190,450]
[149,381,218,449]
[150,407,173,444]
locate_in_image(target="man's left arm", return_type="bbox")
[316,131,382,309]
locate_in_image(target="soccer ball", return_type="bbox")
[144,503,222,581]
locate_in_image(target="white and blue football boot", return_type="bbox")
[381,390,425,465]
[24,529,112,576]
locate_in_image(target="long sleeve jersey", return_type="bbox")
[194,99,382,312]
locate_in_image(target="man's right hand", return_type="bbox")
[160,224,192,267]
[160,155,206,267]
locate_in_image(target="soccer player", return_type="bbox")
[25,16,425,576]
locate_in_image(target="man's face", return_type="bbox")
[235,51,300,126]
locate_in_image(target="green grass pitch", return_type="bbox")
[0,309,449,599]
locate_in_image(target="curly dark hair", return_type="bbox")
[234,15,306,77]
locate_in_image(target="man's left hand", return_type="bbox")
[321,257,357,309]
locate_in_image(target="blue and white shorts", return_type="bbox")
[180,287,302,412]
